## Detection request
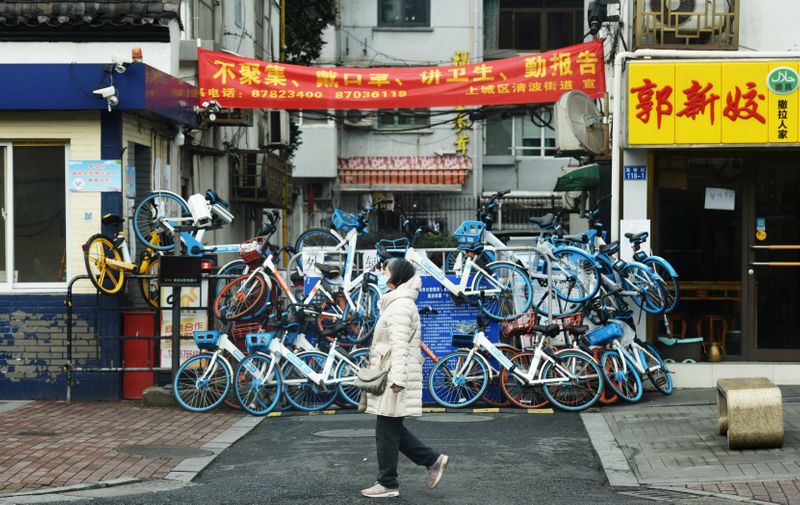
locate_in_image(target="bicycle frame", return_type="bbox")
[405,247,502,297]
[609,338,664,378]
[195,333,247,380]
[268,336,358,387]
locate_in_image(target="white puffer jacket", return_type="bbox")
[364,276,424,418]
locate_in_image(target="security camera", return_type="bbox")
[112,53,133,73]
[93,85,117,99]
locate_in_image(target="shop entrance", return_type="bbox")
[655,151,800,362]
[747,157,800,359]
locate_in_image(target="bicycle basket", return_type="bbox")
[501,310,537,338]
[554,311,584,330]
[239,237,267,266]
[454,221,486,247]
[245,332,277,354]
[193,330,221,350]
[332,209,359,234]
[451,323,479,348]
[376,237,410,260]
[231,322,262,351]
[586,323,623,347]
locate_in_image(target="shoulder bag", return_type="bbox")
[353,349,392,395]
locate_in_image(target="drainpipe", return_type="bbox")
[472,0,482,199]
[610,48,800,241]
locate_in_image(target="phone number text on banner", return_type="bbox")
[198,40,605,110]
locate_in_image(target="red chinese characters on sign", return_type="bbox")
[198,40,605,109]
[723,82,766,124]
[676,80,720,124]
[630,78,673,128]
[630,77,769,130]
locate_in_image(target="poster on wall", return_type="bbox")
[704,187,736,211]
[68,160,121,192]
[159,283,209,367]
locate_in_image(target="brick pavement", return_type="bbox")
[0,401,244,494]
[599,400,800,505]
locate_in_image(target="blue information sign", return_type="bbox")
[623,165,647,181]
[305,274,499,404]
[68,160,122,192]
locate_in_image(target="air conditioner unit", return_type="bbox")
[343,109,375,129]
[259,110,290,148]
[645,0,730,33]
[210,108,254,126]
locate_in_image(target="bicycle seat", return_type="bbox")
[101,213,124,226]
[564,325,590,336]
[205,189,229,208]
[315,262,341,279]
[527,213,556,229]
[599,241,620,255]
[624,231,648,243]
[532,324,561,337]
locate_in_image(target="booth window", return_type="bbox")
[379,0,430,27]
[0,144,66,285]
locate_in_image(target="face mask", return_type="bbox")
[377,273,390,294]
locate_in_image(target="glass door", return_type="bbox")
[748,156,800,358]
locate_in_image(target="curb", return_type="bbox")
[262,406,554,417]
[163,414,263,482]
[654,485,777,504]
[0,478,141,499]
[581,412,639,487]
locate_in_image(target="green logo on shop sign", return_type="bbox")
[766,67,799,95]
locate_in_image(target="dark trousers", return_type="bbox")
[375,415,439,489]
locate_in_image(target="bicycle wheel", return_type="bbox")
[641,342,673,395]
[216,260,248,297]
[549,248,601,303]
[83,234,126,295]
[235,353,283,416]
[472,261,533,321]
[283,351,338,411]
[173,353,232,412]
[428,351,488,408]
[621,262,667,314]
[500,352,549,409]
[139,255,160,309]
[541,351,603,412]
[335,349,370,406]
[342,283,381,344]
[214,273,269,321]
[600,349,643,402]
[294,228,340,273]
[592,347,619,405]
[643,257,679,313]
[133,192,191,251]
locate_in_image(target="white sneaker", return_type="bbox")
[361,482,400,498]
[427,454,449,489]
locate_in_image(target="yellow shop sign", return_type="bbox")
[627,61,800,145]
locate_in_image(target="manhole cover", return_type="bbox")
[415,414,494,423]
[15,431,57,437]
[117,445,214,459]
[313,429,375,438]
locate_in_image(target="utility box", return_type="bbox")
[122,311,157,399]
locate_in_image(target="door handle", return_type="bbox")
[748,269,754,276]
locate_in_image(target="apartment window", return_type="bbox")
[485,109,556,157]
[498,0,583,51]
[379,0,430,27]
[378,109,430,129]
[0,144,66,286]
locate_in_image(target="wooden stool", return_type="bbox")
[696,315,728,355]
[666,313,687,339]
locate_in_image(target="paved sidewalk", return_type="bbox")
[0,401,244,494]
[588,387,800,505]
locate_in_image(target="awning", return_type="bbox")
[553,163,599,192]
[338,155,471,190]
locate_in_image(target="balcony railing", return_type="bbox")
[230,150,292,208]
[635,0,739,50]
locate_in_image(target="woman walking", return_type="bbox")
[360,258,448,498]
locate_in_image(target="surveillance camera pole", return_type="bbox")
[170,229,182,385]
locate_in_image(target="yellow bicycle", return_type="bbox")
[82,213,161,308]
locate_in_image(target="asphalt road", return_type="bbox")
[40,411,718,505]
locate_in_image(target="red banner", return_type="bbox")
[198,40,605,110]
